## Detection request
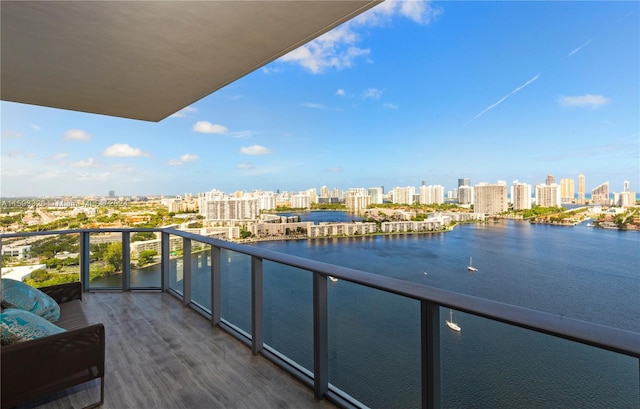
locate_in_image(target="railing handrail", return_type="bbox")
[3,227,639,361]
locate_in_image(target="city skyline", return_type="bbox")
[1,1,638,196]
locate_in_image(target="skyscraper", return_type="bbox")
[559,178,575,203]
[577,174,586,204]
[474,182,508,214]
[591,182,610,205]
[512,181,532,210]
[535,183,561,207]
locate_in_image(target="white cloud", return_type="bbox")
[364,88,383,99]
[180,154,199,162]
[168,106,198,118]
[64,129,91,141]
[102,143,150,157]
[303,102,326,109]
[278,0,441,73]
[237,163,254,169]
[568,40,591,57]
[167,159,182,166]
[30,124,41,131]
[70,158,96,168]
[336,88,346,97]
[470,74,541,123]
[383,102,399,109]
[52,153,68,160]
[558,94,610,109]
[193,121,228,134]
[240,145,272,155]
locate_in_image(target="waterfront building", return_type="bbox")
[535,183,561,207]
[391,186,416,205]
[458,185,473,205]
[511,181,532,210]
[591,181,610,206]
[346,189,371,213]
[474,182,508,214]
[291,193,311,209]
[201,196,259,220]
[418,184,445,205]
[614,181,635,208]
[306,188,318,204]
[308,222,377,237]
[560,178,575,203]
[320,185,329,199]
[368,187,384,204]
[577,174,586,204]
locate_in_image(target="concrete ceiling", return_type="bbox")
[1,1,381,122]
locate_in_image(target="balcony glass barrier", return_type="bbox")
[89,231,122,289]
[1,232,81,287]
[129,230,162,289]
[440,309,639,408]
[220,248,252,335]
[191,242,212,310]
[328,280,421,408]
[263,260,314,373]
[168,234,184,295]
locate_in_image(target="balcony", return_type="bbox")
[2,228,639,409]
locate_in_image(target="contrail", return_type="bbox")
[469,74,541,123]
[568,39,592,57]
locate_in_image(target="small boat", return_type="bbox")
[446,309,461,332]
[329,276,338,282]
[467,256,478,272]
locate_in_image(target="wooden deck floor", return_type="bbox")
[16,291,337,409]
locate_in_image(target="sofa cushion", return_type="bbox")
[1,278,61,322]
[0,308,66,345]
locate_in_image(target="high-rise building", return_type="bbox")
[368,187,384,204]
[546,174,555,185]
[511,181,532,210]
[559,178,575,203]
[615,181,635,208]
[108,190,115,197]
[320,185,329,198]
[591,181,610,205]
[391,186,415,205]
[577,174,586,204]
[535,183,561,207]
[458,185,473,205]
[458,178,470,187]
[418,185,445,205]
[474,182,508,214]
[345,190,371,213]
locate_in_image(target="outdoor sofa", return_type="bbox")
[1,281,105,408]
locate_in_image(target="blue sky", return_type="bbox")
[1,1,638,197]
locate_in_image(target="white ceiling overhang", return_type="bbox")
[1,1,381,121]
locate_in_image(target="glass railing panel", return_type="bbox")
[168,234,184,294]
[129,230,162,289]
[220,248,251,335]
[2,233,81,287]
[263,261,313,372]
[191,241,212,310]
[328,281,421,408]
[88,232,123,289]
[440,310,639,408]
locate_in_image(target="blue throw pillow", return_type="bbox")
[0,308,66,345]
[1,278,61,322]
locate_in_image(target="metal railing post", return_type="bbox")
[422,301,441,409]
[79,231,90,291]
[251,256,264,355]
[182,238,192,306]
[313,272,329,399]
[122,231,131,291]
[211,246,221,326]
[161,232,170,291]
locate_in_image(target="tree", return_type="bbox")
[132,231,156,242]
[138,249,158,266]
[240,229,252,239]
[103,242,123,272]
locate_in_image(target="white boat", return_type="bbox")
[329,276,338,282]
[467,256,478,272]
[446,309,461,332]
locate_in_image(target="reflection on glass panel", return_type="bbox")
[130,230,162,289]
[328,282,421,409]
[263,261,313,372]
[220,249,251,335]
[440,311,639,408]
[89,232,122,289]
[2,233,81,288]
[169,235,184,294]
[191,243,212,310]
